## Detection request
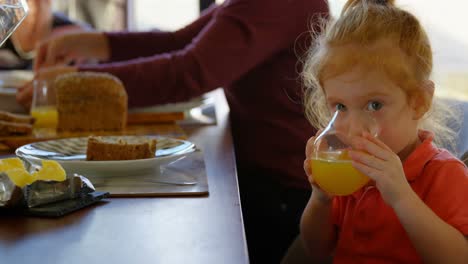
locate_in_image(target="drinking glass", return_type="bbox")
[0,0,28,46]
[30,79,58,128]
[310,110,379,196]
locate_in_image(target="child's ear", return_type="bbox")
[410,80,434,120]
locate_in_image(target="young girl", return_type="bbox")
[300,0,468,263]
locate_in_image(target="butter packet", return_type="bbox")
[0,172,108,216]
[24,173,98,208]
[0,158,108,216]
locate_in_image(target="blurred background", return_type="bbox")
[52,0,468,101]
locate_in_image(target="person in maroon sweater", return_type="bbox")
[17,0,328,262]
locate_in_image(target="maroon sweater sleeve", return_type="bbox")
[104,4,218,62]
[80,0,324,107]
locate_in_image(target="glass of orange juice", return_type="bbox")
[30,79,58,128]
[310,110,378,196]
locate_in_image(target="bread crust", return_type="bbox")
[0,120,33,136]
[0,110,34,124]
[86,136,157,161]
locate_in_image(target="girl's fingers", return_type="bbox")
[363,131,392,151]
[305,129,324,158]
[305,137,315,158]
[304,159,312,177]
[352,136,390,161]
[349,150,385,171]
[351,160,382,181]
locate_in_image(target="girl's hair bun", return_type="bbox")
[344,0,395,9]
[373,0,395,5]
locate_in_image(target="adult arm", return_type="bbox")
[11,0,52,56]
[106,4,218,62]
[33,4,218,69]
[79,0,328,107]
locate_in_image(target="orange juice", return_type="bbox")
[31,106,58,128]
[310,150,369,196]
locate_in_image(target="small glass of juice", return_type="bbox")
[311,110,379,196]
[30,79,58,128]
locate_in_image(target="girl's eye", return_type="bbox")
[335,103,346,111]
[367,101,383,111]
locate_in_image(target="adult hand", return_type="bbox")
[34,31,110,71]
[349,132,415,207]
[304,131,334,204]
[11,0,53,55]
[16,65,77,110]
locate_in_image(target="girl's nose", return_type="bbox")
[331,111,378,146]
[346,112,378,139]
[333,114,360,145]
[347,116,365,138]
[346,112,376,139]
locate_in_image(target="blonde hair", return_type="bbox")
[302,0,460,153]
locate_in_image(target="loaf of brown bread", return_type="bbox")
[86,136,157,161]
[54,72,128,132]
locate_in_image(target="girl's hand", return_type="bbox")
[304,132,333,204]
[349,132,414,207]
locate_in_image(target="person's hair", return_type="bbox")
[302,0,460,152]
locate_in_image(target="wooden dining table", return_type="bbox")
[0,89,249,264]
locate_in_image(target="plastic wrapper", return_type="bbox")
[25,174,96,208]
[0,172,104,210]
[0,173,21,207]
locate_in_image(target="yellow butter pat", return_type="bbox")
[5,168,35,187]
[0,158,26,171]
[31,160,66,182]
[0,158,33,187]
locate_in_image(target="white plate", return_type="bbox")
[0,70,33,88]
[128,96,206,113]
[0,70,32,113]
[15,136,196,176]
[0,87,25,113]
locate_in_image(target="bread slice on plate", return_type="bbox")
[86,136,157,161]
